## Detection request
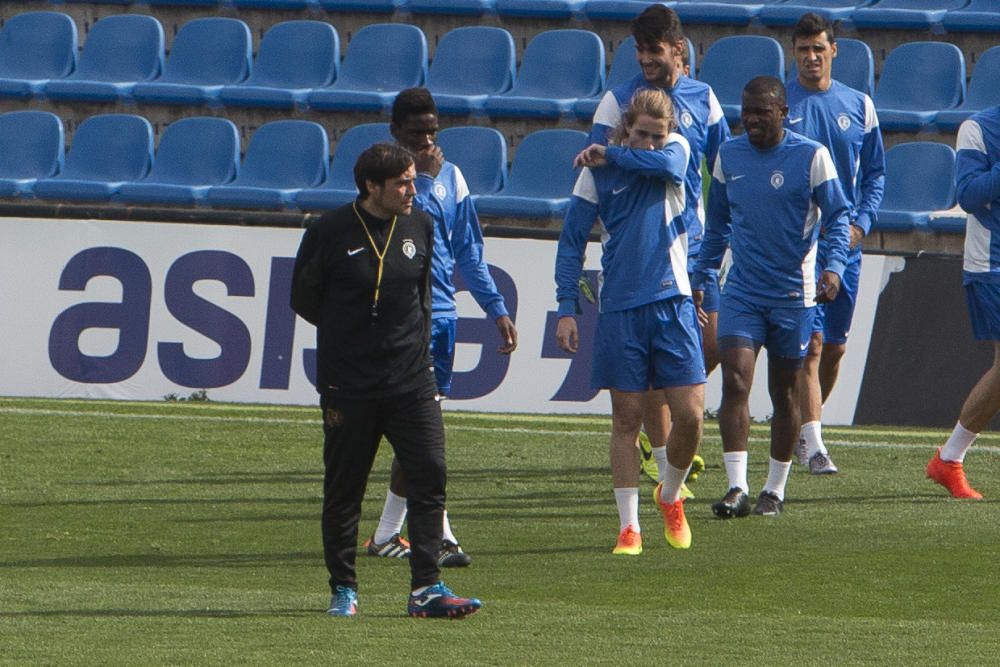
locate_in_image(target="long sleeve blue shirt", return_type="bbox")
[956,106,1000,285]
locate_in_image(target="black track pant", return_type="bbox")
[320,384,446,592]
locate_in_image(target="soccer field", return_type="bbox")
[2,397,998,665]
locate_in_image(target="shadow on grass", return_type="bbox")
[0,551,322,569]
[1,608,320,619]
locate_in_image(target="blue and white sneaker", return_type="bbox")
[327,585,358,617]
[407,581,481,618]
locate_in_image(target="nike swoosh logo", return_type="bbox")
[788,117,804,125]
[612,185,628,195]
[800,342,809,351]
[347,247,365,256]
[729,174,746,181]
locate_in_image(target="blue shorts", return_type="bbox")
[966,281,1000,341]
[592,297,706,392]
[430,317,456,395]
[692,268,721,314]
[812,259,860,344]
[719,293,815,361]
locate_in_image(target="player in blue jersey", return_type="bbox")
[785,13,886,475]
[590,4,730,485]
[556,89,705,553]
[926,105,1000,500]
[694,77,851,518]
[363,88,518,567]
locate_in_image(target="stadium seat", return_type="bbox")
[208,121,329,210]
[437,126,508,196]
[852,0,966,29]
[131,17,252,107]
[874,142,956,233]
[936,47,1000,132]
[232,0,319,8]
[0,11,77,99]
[475,129,588,218]
[697,35,785,125]
[219,21,338,110]
[295,123,392,210]
[584,0,678,21]
[43,15,164,103]
[787,37,874,96]
[118,117,240,207]
[484,30,605,119]
[874,42,965,133]
[495,0,586,18]
[316,0,406,12]
[146,0,219,5]
[408,0,496,14]
[674,0,782,26]
[33,114,153,202]
[426,27,515,116]
[0,111,64,198]
[759,1,869,26]
[942,0,1000,32]
[306,24,427,113]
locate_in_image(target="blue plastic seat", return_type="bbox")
[118,117,240,207]
[875,142,956,232]
[475,129,588,218]
[759,1,870,26]
[852,0,966,29]
[484,30,605,119]
[132,17,252,106]
[146,0,219,5]
[0,111,64,198]
[427,27,515,116]
[874,42,965,133]
[208,121,329,210]
[0,11,77,99]
[675,0,782,25]
[33,114,153,202]
[788,37,874,96]
[295,123,392,210]
[495,0,585,18]
[317,0,406,13]
[584,0,678,21]
[233,0,319,8]
[942,0,1000,32]
[936,47,1000,132]
[437,126,508,196]
[306,24,427,113]
[408,0,495,14]
[43,15,164,103]
[219,21,338,110]
[697,35,785,125]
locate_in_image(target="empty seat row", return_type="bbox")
[0,110,588,217]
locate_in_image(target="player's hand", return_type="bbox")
[496,315,517,354]
[849,223,865,250]
[573,144,608,169]
[413,145,444,177]
[555,316,579,354]
[815,270,841,304]
[692,290,708,327]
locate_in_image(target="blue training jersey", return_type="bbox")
[556,134,690,315]
[414,161,509,320]
[695,130,851,308]
[956,106,1000,285]
[785,78,886,262]
[590,73,730,260]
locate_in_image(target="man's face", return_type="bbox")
[391,112,439,155]
[793,31,837,89]
[635,39,681,88]
[625,114,671,150]
[366,164,417,217]
[741,90,787,149]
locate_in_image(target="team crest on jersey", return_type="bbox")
[433,182,447,199]
[402,239,416,259]
[770,171,785,189]
[680,110,694,128]
[837,113,851,130]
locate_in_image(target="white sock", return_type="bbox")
[652,446,669,482]
[660,459,691,504]
[762,457,793,501]
[723,451,749,493]
[441,510,458,544]
[800,420,826,458]
[373,490,408,544]
[613,488,640,533]
[941,422,978,463]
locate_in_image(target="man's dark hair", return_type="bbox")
[391,87,437,126]
[744,76,786,106]
[792,12,836,45]
[354,143,414,199]
[631,4,685,49]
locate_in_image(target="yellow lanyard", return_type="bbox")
[353,203,398,320]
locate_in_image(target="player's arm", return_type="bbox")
[554,171,599,353]
[703,89,731,174]
[290,221,324,326]
[588,91,621,146]
[955,119,1000,231]
[603,136,689,184]
[692,156,732,290]
[812,147,851,302]
[852,96,886,240]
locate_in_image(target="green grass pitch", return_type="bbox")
[2,396,999,665]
